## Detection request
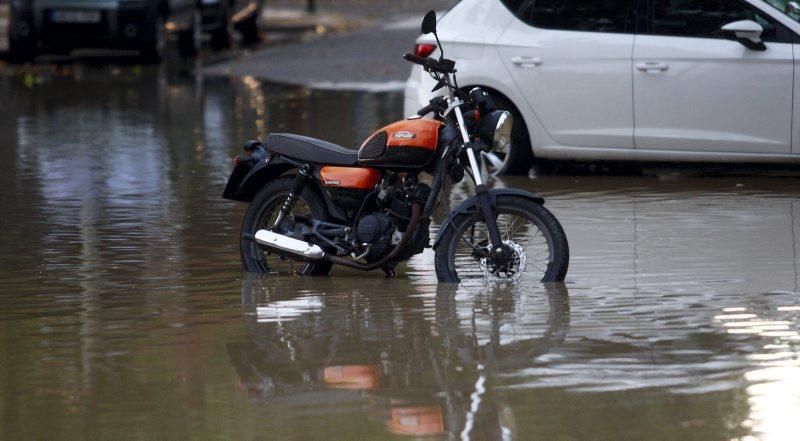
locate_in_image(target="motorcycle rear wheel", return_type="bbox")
[434,196,569,284]
[240,177,333,276]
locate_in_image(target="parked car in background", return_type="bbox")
[405,0,800,174]
[7,0,263,62]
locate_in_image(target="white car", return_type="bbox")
[405,0,800,174]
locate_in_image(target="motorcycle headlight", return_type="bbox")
[478,110,513,154]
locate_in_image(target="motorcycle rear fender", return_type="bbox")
[222,154,350,221]
[223,154,294,202]
[433,188,545,250]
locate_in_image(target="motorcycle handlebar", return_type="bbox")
[404,53,456,74]
[417,104,435,116]
[417,96,447,116]
[403,53,428,66]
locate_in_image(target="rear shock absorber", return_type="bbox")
[273,164,311,229]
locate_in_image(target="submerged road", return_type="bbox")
[1,59,800,440]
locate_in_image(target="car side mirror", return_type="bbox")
[788,1,800,16]
[421,10,437,35]
[721,20,766,51]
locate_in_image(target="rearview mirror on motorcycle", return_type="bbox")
[420,10,445,61]
[421,10,437,35]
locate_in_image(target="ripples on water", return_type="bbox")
[0,64,798,440]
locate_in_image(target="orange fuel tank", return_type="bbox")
[358,118,444,168]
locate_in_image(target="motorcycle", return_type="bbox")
[222,11,569,283]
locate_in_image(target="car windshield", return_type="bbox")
[763,0,800,21]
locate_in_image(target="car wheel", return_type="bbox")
[485,94,536,176]
[210,2,232,50]
[7,12,36,63]
[237,5,261,45]
[140,15,166,63]
[8,37,36,63]
[177,10,202,57]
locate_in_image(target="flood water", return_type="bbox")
[1,63,799,440]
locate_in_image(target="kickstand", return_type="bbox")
[382,266,397,278]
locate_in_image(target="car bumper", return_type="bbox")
[19,2,159,49]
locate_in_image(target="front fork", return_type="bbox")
[454,106,506,258]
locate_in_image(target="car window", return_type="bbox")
[650,0,791,42]
[500,0,635,33]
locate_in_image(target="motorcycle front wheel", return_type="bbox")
[240,177,333,276]
[434,196,569,284]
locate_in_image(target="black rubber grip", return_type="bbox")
[417,104,435,116]
[404,53,428,66]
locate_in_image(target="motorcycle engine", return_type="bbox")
[353,181,432,264]
[355,213,396,263]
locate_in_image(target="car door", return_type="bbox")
[633,0,795,154]
[495,0,637,149]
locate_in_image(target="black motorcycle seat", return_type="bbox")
[266,133,358,166]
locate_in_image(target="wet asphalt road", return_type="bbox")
[0,60,799,439]
[204,20,423,89]
[204,2,459,89]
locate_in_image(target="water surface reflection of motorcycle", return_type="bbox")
[227,278,570,438]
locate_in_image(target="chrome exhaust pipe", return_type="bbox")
[253,230,326,261]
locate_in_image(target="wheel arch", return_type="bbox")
[459,83,536,150]
[458,83,540,174]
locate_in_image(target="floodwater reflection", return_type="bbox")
[231,278,570,439]
[230,276,799,440]
[0,63,798,439]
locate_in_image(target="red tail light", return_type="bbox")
[414,43,437,58]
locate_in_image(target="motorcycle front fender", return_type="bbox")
[432,188,545,250]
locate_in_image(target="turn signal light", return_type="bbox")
[414,43,437,58]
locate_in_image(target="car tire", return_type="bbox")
[237,7,261,45]
[210,26,231,50]
[140,15,166,64]
[8,37,36,64]
[177,10,202,57]
[489,93,536,176]
[209,1,232,50]
[7,11,36,63]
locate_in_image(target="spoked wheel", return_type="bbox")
[240,178,332,276]
[435,196,568,284]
